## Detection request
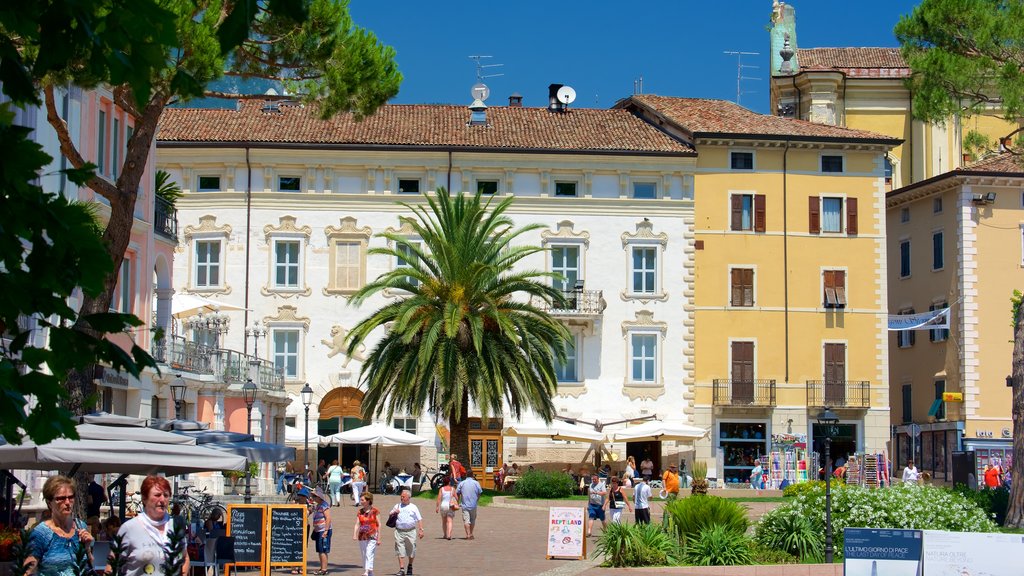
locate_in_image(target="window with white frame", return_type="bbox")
[194,240,222,288]
[929,302,949,342]
[731,151,754,170]
[900,207,910,223]
[273,239,301,288]
[331,240,362,292]
[97,109,107,175]
[273,329,300,378]
[111,257,132,313]
[933,197,943,213]
[632,182,657,199]
[551,245,580,292]
[897,308,915,348]
[821,197,844,232]
[555,334,579,383]
[631,246,657,294]
[554,181,577,197]
[396,242,420,287]
[112,118,120,179]
[810,195,858,235]
[630,333,658,384]
[821,154,844,173]
[392,416,417,435]
[397,178,420,194]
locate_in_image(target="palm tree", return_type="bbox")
[346,188,572,465]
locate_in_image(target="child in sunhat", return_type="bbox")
[309,488,332,575]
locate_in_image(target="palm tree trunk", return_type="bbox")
[1006,303,1024,527]
[448,394,471,471]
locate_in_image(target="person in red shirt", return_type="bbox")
[448,454,466,482]
[984,464,1002,488]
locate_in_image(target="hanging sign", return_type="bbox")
[887,307,949,331]
[546,507,586,560]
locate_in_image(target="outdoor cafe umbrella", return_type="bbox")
[322,423,431,488]
[503,422,607,443]
[171,293,248,319]
[0,437,247,475]
[175,430,296,463]
[611,420,709,443]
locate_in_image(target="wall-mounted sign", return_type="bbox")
[942,392,963,402]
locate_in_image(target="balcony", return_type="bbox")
[151,334,285,392]
[806,380,870,409]
[713,379,776,407]
[543,288,606,318]
[154,196,178,242]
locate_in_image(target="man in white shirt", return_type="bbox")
[633,476,652,524]
[389,490,424,576]
[902,459,920,485]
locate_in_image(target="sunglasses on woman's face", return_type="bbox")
[51,495,75,503]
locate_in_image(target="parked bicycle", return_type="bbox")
[428,463,451,491]
[174,485,227,527]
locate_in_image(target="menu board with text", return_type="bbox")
[227,504,267,569]
[268,505,307,570]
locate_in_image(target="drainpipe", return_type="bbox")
[783,139,791,382]
[243,146,252,352]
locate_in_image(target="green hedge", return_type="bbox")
[513,470,575,498]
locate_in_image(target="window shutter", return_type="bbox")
[731,341,754,383]
[754,194,766,232]
[731,268,742,306]
[731,194,742,231]
[846,197,858,235]
[909,308,916,346]
[809,197,820,234]
[742,269,754,306]
[835,270,847,307]
[823,270,836,307]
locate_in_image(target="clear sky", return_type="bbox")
[350,0,921,114]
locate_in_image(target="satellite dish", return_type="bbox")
[556,85,577,105]
[471,82,490,102]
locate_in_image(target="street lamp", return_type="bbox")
[817,407,840,563]
[170,375,186,420]
[242,378,258,504]
[301,383,314,475]
[246,321,267,359]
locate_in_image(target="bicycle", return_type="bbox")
[174,485,227,527]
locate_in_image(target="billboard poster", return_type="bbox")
[923,530,1024,576]
[844,528,922,576]
[546,507,586,560]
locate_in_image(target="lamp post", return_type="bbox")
[301,383,314,476]
[242,378,258,504]
[817,407,840,563]
[246,321,267,359]
[170,375,186,420]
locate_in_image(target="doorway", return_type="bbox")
[811,423,858,477]
[468,418,502,489]
[626,441,660,479]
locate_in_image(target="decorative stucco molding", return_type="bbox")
[620,309,669,337]
[263,215,312,244]
[555,384,588,399]
[183,214,232,244]
[263,305,311,333]
[541,220,591,246]
[620,218,668,248]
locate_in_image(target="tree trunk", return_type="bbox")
[1006,303,1024,527]
[448,394,471,471]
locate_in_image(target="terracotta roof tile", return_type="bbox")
[963,152,1024,174]
[797,48,909,78]
[157,101,695,154]
[625,95,899,142]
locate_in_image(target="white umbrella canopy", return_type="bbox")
[285,425,326,445]
[503,422,607,443]
[0,438,247,475]
[174,430,296,463]
[611,420,709,443]
[323,423,430,446]
[171,293,247,319]
[77,423,197,445]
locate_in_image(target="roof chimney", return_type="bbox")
[508,93,523,107]
[548,84,564,113]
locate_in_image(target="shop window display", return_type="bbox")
[719,422,768,485]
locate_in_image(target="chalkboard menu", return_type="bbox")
[268,505,307,568]
[227,504,266,567]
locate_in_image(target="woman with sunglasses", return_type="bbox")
[25,476,94,576]
[116,475,189,576]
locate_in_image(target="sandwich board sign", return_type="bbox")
[546,507,586,560]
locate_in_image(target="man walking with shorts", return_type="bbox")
[586,476,607,537]
[633,475,652,524]
[456,470,483,540]
[389,490,424,576]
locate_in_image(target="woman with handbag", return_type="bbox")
[435,476,458,540]
[353,493,380,576]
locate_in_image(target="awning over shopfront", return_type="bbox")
[611,420,709,443]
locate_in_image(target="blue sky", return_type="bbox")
[350,0,921,114]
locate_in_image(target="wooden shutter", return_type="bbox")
[824,343,847,405]
[846,197,858,235]
[731,269,754,306]
[731,194,743,231]
[823,270,837,307]
[742,269,754,306]
[809,196,820,234]
[731,341,754,383]
[731,269,742,306]
[754,194,766,232]
[834,270,847,306]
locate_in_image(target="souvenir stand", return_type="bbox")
[843,452,890,488]
[767,433,809,489]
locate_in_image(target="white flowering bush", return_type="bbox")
[756,483,996,558]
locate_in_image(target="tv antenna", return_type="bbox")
[724,51,761,106]
[468,55,504,84]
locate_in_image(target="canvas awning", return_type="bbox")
[503,422,606,443]
[611,420,709,443]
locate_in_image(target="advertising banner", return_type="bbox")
[546,507,586,560]
[843,528,922,576]
[923,530,1024,576]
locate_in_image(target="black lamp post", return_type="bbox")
[242,378,258,504]
[301,383,314,476]
[170,375,186,420]
[817,407,840,563]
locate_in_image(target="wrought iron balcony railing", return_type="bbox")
[806,380,870,408]
[151,334,285,392]
[543,289,606,317]
[712,379,776,406]
[154,196,178,242]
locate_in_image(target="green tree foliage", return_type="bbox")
[1,0,401,423]
[345,189,572,462]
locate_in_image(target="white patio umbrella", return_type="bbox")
[323,423,431,489]
[611,420,709,443]
[0,438,247,475]
[503,422,607,443]
[77,423,197,445]
[285,424,326,446]
[171,293,247,319]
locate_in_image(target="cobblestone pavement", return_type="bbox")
[280,495,783,576]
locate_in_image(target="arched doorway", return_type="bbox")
[317,387,369,484]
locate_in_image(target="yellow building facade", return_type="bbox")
[886,154,1021,481]
[621,96,898,485]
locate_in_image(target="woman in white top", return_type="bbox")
[902,460,920,484]
[350,460,367,507]
[327,459,344,506]
[622,455,636,487]
[434,476,458,540]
